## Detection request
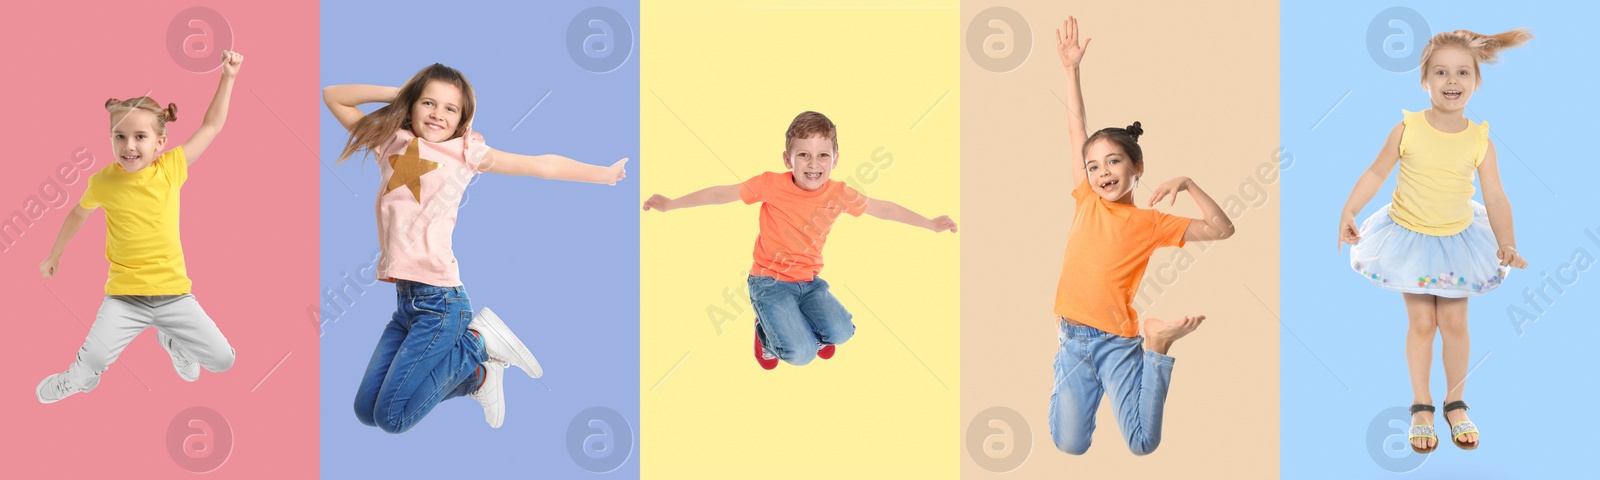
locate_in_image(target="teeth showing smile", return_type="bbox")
[121,155,140,161]
[1443,89,1461,99]
[1099,179,1119,190]
[804,172,822,180]
[424,122,445,131]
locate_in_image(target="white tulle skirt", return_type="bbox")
[1349,202,1509,298]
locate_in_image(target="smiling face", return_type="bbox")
[1084,137,1141,203]
[109,109,166,173]
[1423,46,1478,114]
[410,80,465,142]
[783,135,837,191]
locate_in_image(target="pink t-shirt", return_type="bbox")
[372,129,489,287]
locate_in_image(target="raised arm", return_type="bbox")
[642,185,741,212]
[864,198,957,233]
[322,84,401,131]
[1477,140,1526,268]
[480,149,628,185]
[39,205,95,278]
[1057,17,1093,188]
[1149,177,1235,242]
[181,50,244,166]
[1338,122,1405,251]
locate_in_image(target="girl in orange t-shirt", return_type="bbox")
[1047,17,1237,456]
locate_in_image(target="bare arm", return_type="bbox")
[1149,177,1234,242]
[1477,140,1526,268]
[39,205,94,278]
[864,198,957,233]
[182,51,244,166]
[479,149,628,185]
[1338,122,1405,251]
[1057,17,1092,189]
[642,185,741,212]
[322,84,401,131]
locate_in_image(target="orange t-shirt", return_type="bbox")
[1053,180,1191,337]
[739,172,869,282]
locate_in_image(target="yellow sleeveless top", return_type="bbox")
[1389,110,1489,236]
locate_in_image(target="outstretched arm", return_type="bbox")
[864,198,958,233]
[1338,122,1405,251]
[39,205,94,278]
[1149,177,1235,242]
[1477,140,1526,268]
[642,185,741,212]
[182,50,244,166]
[480,150,628,185]
[1057,17,1093,189]
[322,84,400,131]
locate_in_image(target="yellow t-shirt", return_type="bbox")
[1389,110,1489,236]
[78,147,191,295]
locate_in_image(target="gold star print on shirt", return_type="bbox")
[385,138,439,203]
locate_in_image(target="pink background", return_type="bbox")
[0,1,319,477]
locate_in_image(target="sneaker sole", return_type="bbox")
[476,308,543,378]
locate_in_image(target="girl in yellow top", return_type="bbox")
[1337,29,1532,454]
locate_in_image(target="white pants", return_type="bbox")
[66,294,235,390]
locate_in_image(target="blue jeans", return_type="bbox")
[1049,319,1175,456]
[748,275,854,366]
[354,281,487,434]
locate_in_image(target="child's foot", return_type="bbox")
[1444,401,1479,447]
[1411,407,1439,452]
[157,330,200,382]
[36,372,85,404]
[1142,315,1205,355]
[817,343,836,360]
[468,363,506,428]
[469,307,543,378]
[754,318,778,370]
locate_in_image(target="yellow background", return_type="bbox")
[641,0,960,477]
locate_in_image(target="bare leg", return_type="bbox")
[1402,293,1439,451]
[1435,296,1477,445]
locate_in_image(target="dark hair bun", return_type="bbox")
[1125,121,1143,142]
[165,103,179,122]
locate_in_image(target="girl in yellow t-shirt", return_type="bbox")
[1337,29,1532,454]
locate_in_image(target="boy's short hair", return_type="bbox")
[785,111,838,152]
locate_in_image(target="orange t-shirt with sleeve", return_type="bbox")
[1053,179,1191,337]
[739,172,869,282]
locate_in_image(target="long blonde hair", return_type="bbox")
[1418,28,1532,85]
[105,96,178,136]
[337,63,476,163]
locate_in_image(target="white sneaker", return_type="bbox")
[468,307,543,378]
[468,362,506,428]
[36,372,87,404]
[158,330,200,382]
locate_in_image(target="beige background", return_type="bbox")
[960,1,1280,477]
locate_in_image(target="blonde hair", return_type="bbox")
[105,97,178,136]
[1418,28,1532,85]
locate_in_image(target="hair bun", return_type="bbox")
[165,103,179,122]
[1125,121,1143,141]
[104,98,121,110]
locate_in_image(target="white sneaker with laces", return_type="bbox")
[468,363,506,428]
[158,330,200,382]
[468,307,543,378]
[36,372,87,404]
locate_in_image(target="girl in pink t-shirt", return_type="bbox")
[325,63,627,432]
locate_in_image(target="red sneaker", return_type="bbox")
[817,343,836,360]
[754,318,778,370]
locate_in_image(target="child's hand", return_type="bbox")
[1338,213,1360,251]
[220,50,244,77]
[1056,16,1092,69]
[929,215,958,233]
[39,256,60,279]
[1497,245,1528,269]
[642,194,673,212]
[605,158,629,186]
[1147,176,1192,207]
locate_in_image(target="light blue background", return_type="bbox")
[1283,2,1599,478]
[318,1,639,477]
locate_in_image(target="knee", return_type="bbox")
[354,401,376,428]
[201,347,236,373]
[1054,434,1091,456]
[370,407,413,434]
[1407,313,1437,335]
[1436,313,1468,334]
[1127,436,1162,456]
[781,346,816,366]
[825,322,855,345]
